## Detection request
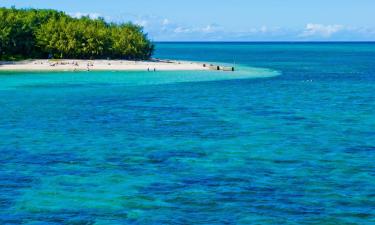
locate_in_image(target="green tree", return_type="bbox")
[110,24,154,60]
[0,7,154,60]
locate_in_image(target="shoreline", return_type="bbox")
[0,59,211,72]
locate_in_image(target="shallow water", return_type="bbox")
[0,42,374,224]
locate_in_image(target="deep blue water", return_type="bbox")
[0,43,374,224]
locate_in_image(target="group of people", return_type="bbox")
[48,61,80,67]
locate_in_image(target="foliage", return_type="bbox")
[0,7,154,60]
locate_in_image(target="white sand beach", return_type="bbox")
[0,59,210,72]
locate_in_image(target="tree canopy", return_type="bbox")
[0,7,154,60]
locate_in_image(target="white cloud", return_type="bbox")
[174,26,192,33]
[246,26,281,34]
[162,19,170,26]
[171,23,222,35]
[201,25,213,33]
[201,24,222,33]
[135,20,148,27]
[69,12,101,19]
[260,25,268,33]
[300,23,344,38]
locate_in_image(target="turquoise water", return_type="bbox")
[0,43,374,224]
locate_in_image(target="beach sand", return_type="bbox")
[0,59,210,72]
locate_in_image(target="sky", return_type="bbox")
[2,0,375,41]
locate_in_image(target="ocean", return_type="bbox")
[0,42,374,224]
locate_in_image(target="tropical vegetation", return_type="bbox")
[0,7,154,60]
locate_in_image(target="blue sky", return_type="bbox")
[2,0,375,41]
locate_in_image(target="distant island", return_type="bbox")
[0,7,154,60]
[0,7,233,72]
